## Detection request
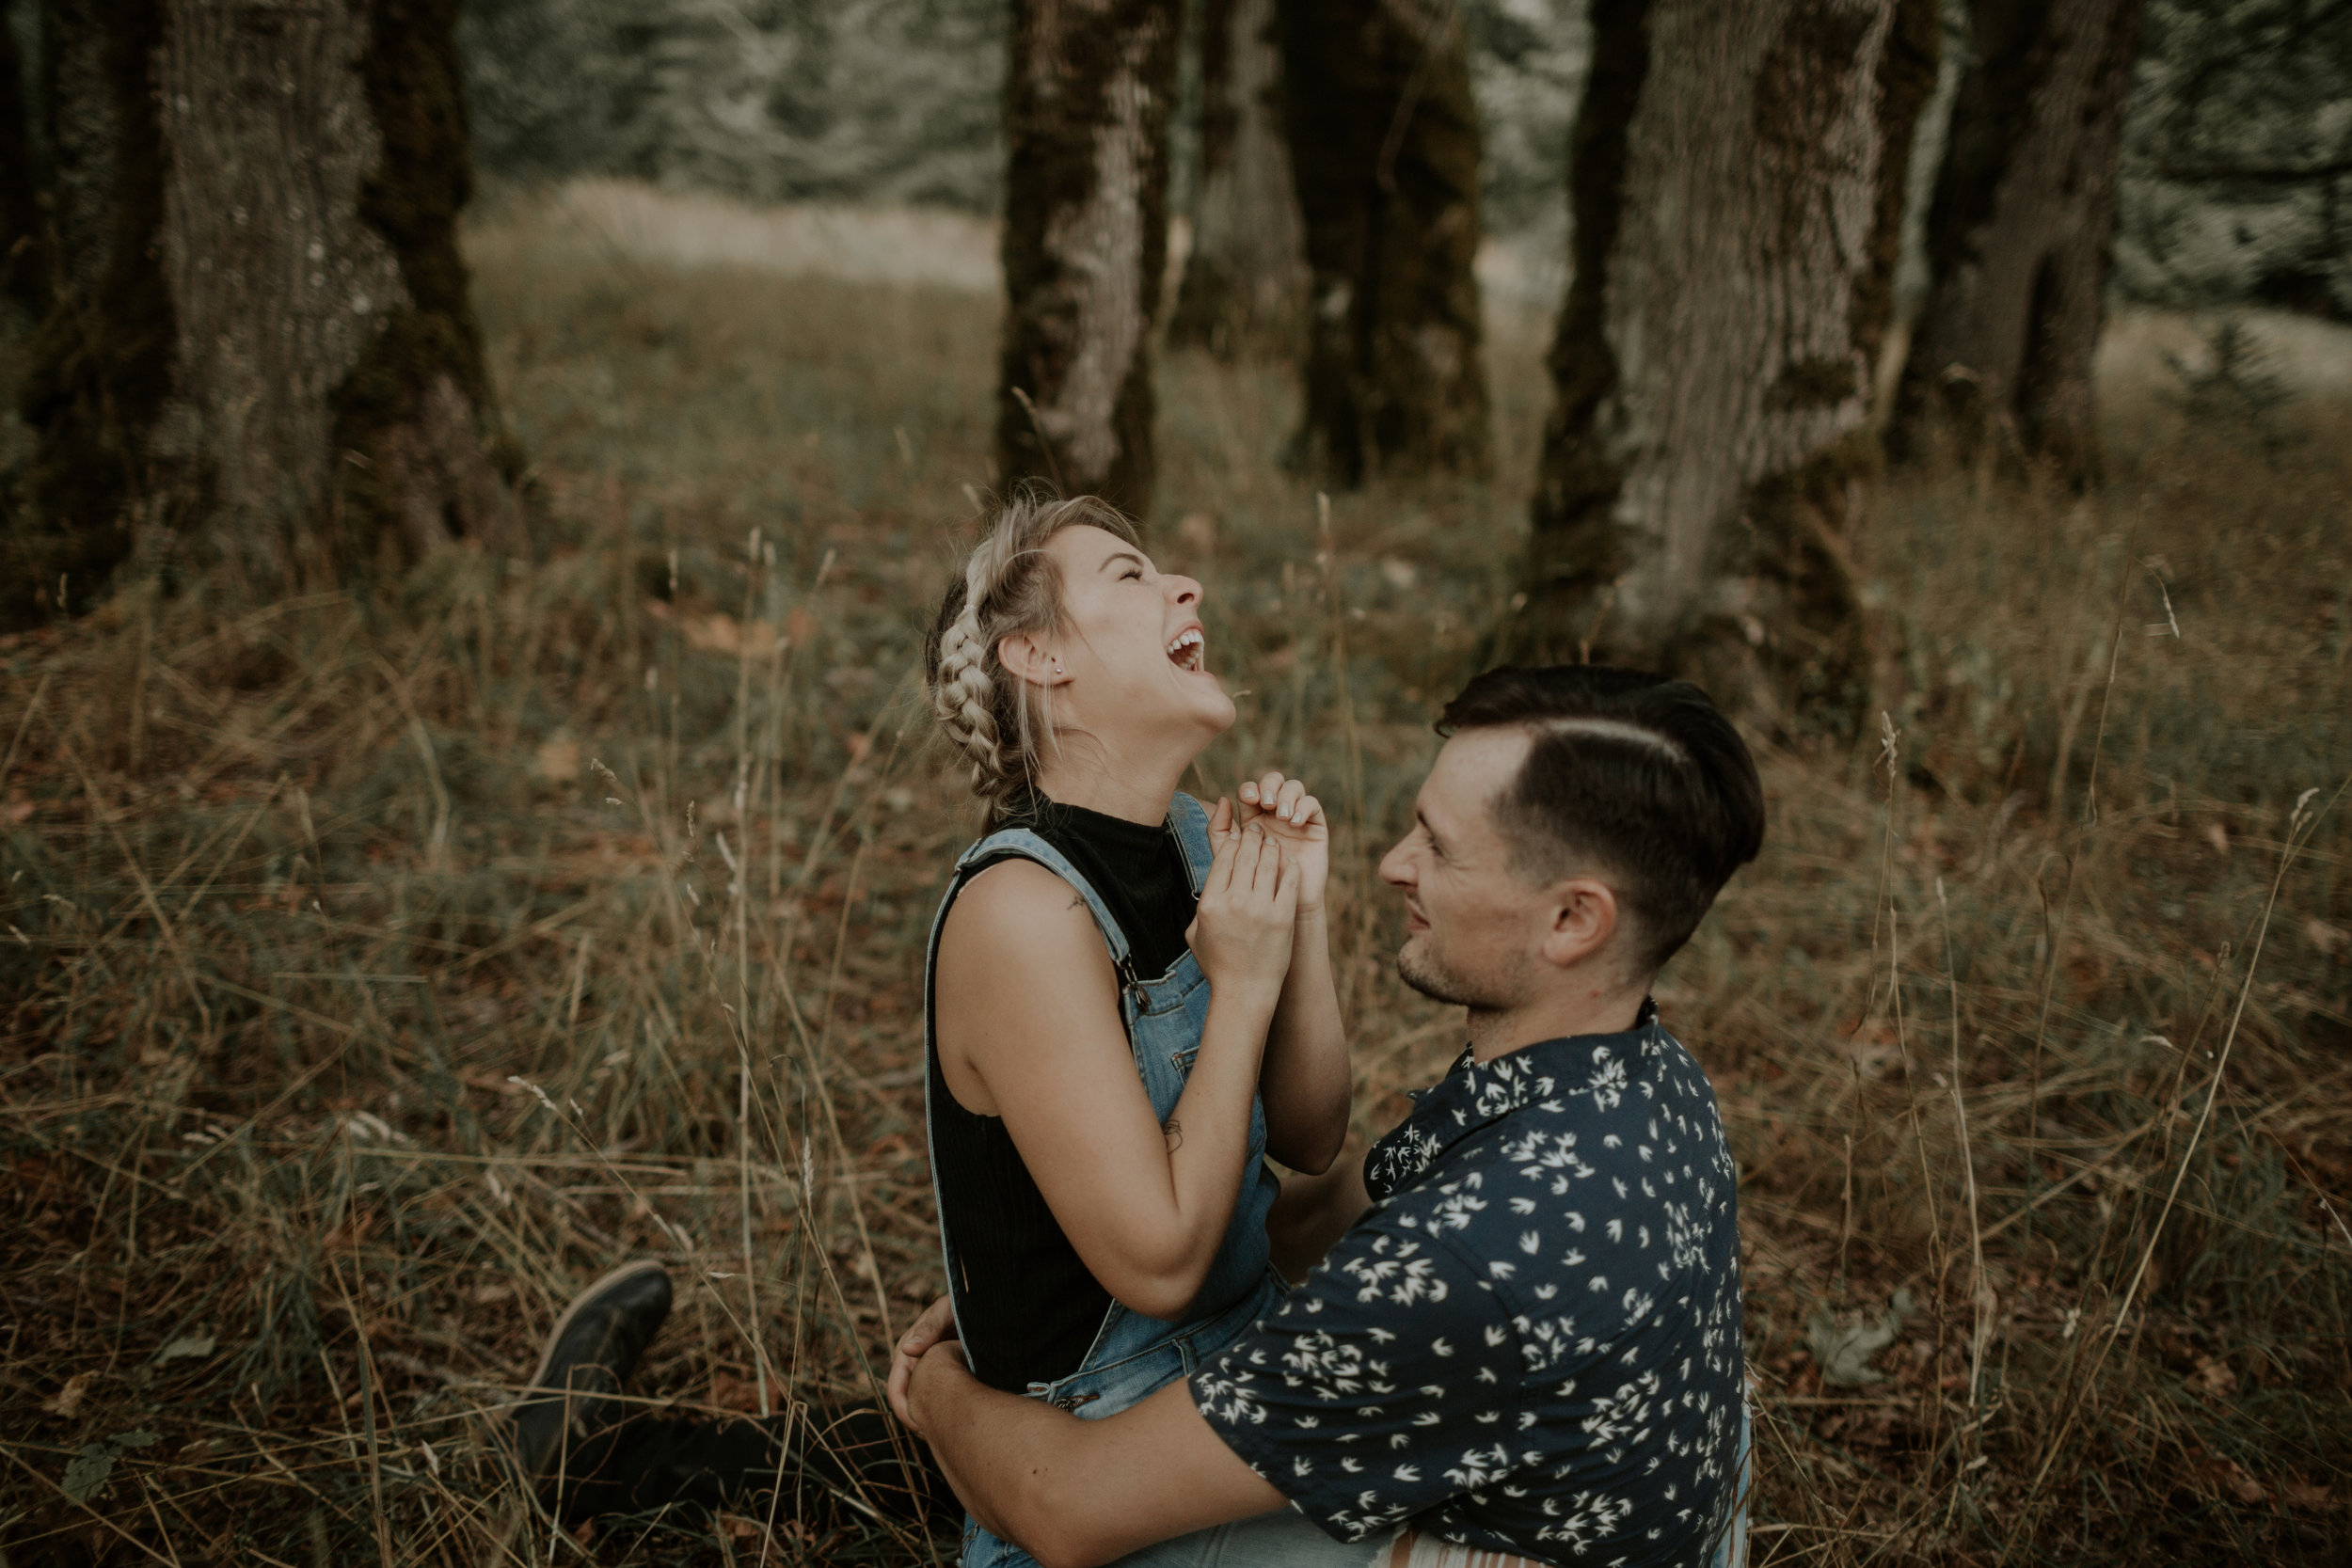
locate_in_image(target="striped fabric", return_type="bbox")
[1381,1530,1546,1568]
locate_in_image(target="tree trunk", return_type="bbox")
[995,0,1181,516]
[1520,0,1938,732]
[0,0,42,319]
[1893,0,2146,479]
[1279,0,1488,484]
[1168,0,1306,359]
[7,0,516,622]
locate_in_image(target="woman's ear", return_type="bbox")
[997,632,1068,690]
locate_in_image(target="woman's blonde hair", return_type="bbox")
[925,491,1141,814]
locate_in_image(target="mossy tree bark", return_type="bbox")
[1892,0,2146,481]
[1520,0,1938,733]
[995,0,1181,516]
[0,0,43,320]
[1279,0,1488,484]
[7,0,516,623]
[1168,0,1306,359]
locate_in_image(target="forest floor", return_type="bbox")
[3,182,2349,1567]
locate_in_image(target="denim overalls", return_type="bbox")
[922,792,1284,1568]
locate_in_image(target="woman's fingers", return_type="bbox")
[1206,810,1243,894]
[1209,796,1234,836]
[1246,822,1278,892]
[1273,777,1307,822]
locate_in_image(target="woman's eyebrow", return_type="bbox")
[1097,551,1148,573]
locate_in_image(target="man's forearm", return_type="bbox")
[908,1351,1072,1550]
[1259,908,1349,1172]
[1265,1148,1373,1283]
[908,1353,1290,1568]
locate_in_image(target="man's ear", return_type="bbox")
[1539,877,1619,971]
[997,632,1066,690]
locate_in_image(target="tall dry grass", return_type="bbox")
[2,185,2347,1566]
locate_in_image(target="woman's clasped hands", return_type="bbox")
[1184,801,1304,1006]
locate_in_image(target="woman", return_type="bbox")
[916,492,1350,1567]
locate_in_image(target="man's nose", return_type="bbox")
[1377,838,1413,886]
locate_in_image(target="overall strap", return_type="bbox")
[951,826,1140,993]
[1167,791,1214,895]
[922,821,1142,1359]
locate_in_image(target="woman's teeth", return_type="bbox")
[1166,628,1205,672]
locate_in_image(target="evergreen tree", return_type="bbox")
[2114,0,2352,321]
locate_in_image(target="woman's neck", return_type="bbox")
[1032,747,1191,827]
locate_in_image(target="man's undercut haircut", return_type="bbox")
[1438,666,1765,974]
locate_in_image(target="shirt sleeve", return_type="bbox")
[1189,1211,1527,1544]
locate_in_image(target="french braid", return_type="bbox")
[924,491,1141,816]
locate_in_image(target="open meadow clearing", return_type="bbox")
[3,185,2349,1565]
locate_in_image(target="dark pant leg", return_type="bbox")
[553,1401,957,1529]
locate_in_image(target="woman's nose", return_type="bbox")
[1167,574,1201,608]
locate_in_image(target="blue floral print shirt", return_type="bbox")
[1191,1006,1745,1566]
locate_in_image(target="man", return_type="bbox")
[504,665,1762,1567]
[886,665,1763,1567]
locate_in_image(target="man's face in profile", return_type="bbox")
[1378,729,1549,1012]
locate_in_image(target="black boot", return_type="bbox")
[501,1259,673,1493]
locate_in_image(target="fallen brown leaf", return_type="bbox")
[2201,1456,2268,1506]
[2281,1480,2333,1511]
[41,1371,93,1418]
[2190,1354,2238,1399]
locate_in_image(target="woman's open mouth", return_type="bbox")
[1166,627,1206,673]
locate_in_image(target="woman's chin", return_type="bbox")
[1192,673,1238,732]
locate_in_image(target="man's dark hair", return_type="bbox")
[1437,666,1765,974]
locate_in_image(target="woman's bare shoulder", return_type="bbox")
[939,858,1105,968]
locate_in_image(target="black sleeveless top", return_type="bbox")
[927,789,1197,1391]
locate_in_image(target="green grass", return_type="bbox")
[2,186,2348,1566]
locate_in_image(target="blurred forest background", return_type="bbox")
[452,0,2352,318]
[2,2,2349,1566]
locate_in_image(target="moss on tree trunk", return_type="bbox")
[1168,0,1305,359]
[330,0,523,566]
[0,0,44,318]
[1521,0,1937,737]
[3,0,517,626]
[1892,0,2146,480]
[8,0,181,623]
[1279,0,1488,484]
[995,0,1182,516]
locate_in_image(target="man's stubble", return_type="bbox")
[1394,937,1524,1015]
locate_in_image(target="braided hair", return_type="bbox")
[924,491,1142,815]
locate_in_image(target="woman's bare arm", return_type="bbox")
[1232,778,1350,1174]
[935,823,1296,1321]
[1258,903,1349,1172]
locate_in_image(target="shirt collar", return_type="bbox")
[1363,998,1665,1202]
